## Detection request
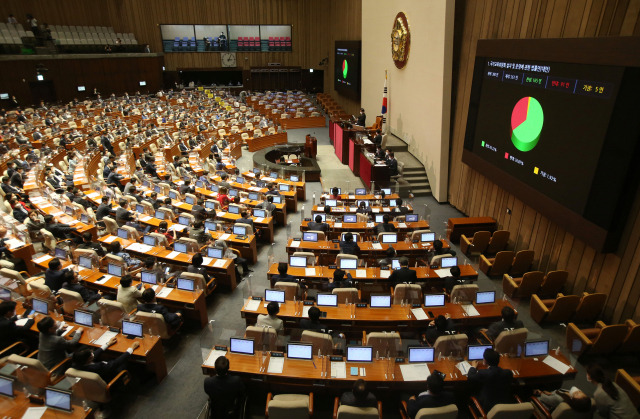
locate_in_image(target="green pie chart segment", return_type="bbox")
[511,97,543,152]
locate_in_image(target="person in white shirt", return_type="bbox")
[256,301,283,332]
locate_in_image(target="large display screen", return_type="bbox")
[462,38,640,252]
[334,41,361,99]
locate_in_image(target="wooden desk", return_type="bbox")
[241,298,510,331]
[0,391,91,418]
[447,217,497,243]
[242,171,306,201]
[311,204,415,215]
[29,196,97,240]
[202,350,576,392]
[300,220,430,240]
[246,132,288,152]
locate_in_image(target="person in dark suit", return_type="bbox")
[326,269,353,292]
[307,214,329,233]
[137,288,182,330]
[271,262,297,283]
[392,198,410,215]
[372,129,383,146]
[406,373,455,418]
[386,151,398,176]
[44,257,69,293]
[44,214,77,240]
[187,253,214,288]
[96,196,113,221]
[10,199,29,223]
[424,314,456,346]
[0,301,34,349]
[77,231,106,257]
[115,199,135,225]
[485,306,524,341]
[106,170,124,191]
[467,348,515,412]
[236,210,254,230]
[61,270,101,303]
[355,108,367,127]
[1,176,20,195]
[339,232,360,255]
[72,338,139,382]
[340,379,377,408]
[9,166,24,189]
[101,135,114,154]
[389,258,417,284]
[375,214,396,235]
[355,201,371,218]
[430,239,456,263]
[204,356,245,419]
[299,306,327,332]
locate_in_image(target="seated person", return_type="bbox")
[271,262,297,283]
[108,241,142,268]
[378,246,397,267]
[77,231,106,257]
[375,214,396,234]
[425,314,456,345]
[61,270,101,302]
[430,239,456,263]
[214,239,251,277]
[339,232,360,255]
[236,210,254,231]
[72,338,139,382]
[355,201,371,217]
[443,266,464,293]
[326,269,353,292]
[156,221,176,245]
[484,306,524,341]
[44,257,69,293]
[137,288,182,330]
[37,316,83,369]
[96,196,114,221]
[256,301,283,333]
[329,187,341,200]
[117,274,143,314]
[115,199,136,225]
[187,253,214,288]
[299,306,326,332]
[389,258,417,284]
[217,187,230,210]
[587,364,639,419]
[0,301,34,349]
[467,348,514,412]
[340,379,378,408]
[406,373,455,418]
[204,356,246,418]
[533,386,592,415]
[44,214,77,240]
[189,220,209,245]
[307,214,329,233]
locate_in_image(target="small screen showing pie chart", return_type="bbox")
[511,97,543,152]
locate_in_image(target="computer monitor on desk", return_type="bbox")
[248,192,260,201]
[173,242,188,254]
[302,232,318,242]
[421,232,435,243]
[467,344,493,361]
[253,209,266,218]
[54,247,68,260]
[325,199,337,207]
[312,213,326,222]
[117,228,129,240]
[32,298,49,315]
[141,270,159,285]
[207,247,224,259]
[440,257,458,268]
[154,210,165,220]
[375,214,385,223]
[381,188,392,195]
[265,289,285,303]
[317,293,338,307]
[339,258,358,270]
[108,264,123,277]
[347,346,373,362]
[525,340,549,357]
[355,188,366,195]
[382,234,397,244]
[287,343,313,360]
[228,205,240,215]
[143,235,157,246]
[0,375,15,398]
[424,294,446,307]
[230,337,254,355]
[78,255,93,270]
[406,214,419,222]
[177,277,195,291]
[279,184,290,192]
[343,214,357,223]
[370,294,391,308]
[408,347,435,363]
[122,320,144,338]
[74,310,93,327]
[233,225,247,236]
[475,291,496,304]
[45,388,72,412]
[289,256,307,268]
[272,196,283,204]
[136,204,145,214]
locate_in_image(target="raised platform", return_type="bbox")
[252,144,321,182]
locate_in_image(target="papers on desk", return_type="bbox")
[245,299,260,311]
[173,201,184,206]
[366,222,375,228]
[305,267,316,276]
[398,223,407,229]
[87,192,101,199]
[95,275,112,285]
[434,268,454,278]
[411,308,429,320]
[543,355,571,374]
[400,363,430,381]
[5,238,25,249]
[220,233,231,240]
[267,356,285,374]
[216,212,226,217]
[290,240,301,248]
[333,207,345,213]
[461,304,480,317]
[140,215,152,222]
[302,306,311,318]
[379,270,391,278]
[382,207,391,212]
[168,224,187,232]
[362,139,373,145]
[166,251,181,259]
[456,360,473,376]
[21,406,47,419]
[202,257,213,266]
[60,326,74,337]
[15,318,30,327]
[254,217,265,223]
[156,287,173,298]
[103,236,117,243]
[213,259,227,268]
[94,330,118,347]
[204,349,227,367]
[126,243,153,253]
[331,361,347,379]
[334,222,343,228]
[33,254,53,264]
[372,208,380,213]
[371,243,383,250]
[355,269,366,278]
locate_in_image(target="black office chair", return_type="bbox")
[206,393,247,419]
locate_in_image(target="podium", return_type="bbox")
[305,134,317,158]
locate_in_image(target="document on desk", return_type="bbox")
[5,238,25,249]
[372,208,380,213]
[216,212,226,217]
[87,192,101,199]
[462,304,480,316]
[166,251,180,259]
[379,270,391,278]
[33,254,53,264]
[94,330,118,347]
[543,355,571,374]
[103,236,117,243]
[220,233,231,240]
[433,268,453,278]
[127,243,153,253]
[95,275,112,285]
[366,222,375,228]
[140,215,152,222]
[15,318,30,327]
[213,259,227,268]
[348,195,355,199]
[400,363,430,381]
[411,308,428,320]
[456,360,473,376]
[371,243,383,250]
[290,240,300,248]
[203,349,228,367]
[355,269,367,278]
[398,223,407,229]
[202,257,213,266]
[168,224,187,232]
[349,207,357,212]
[305,267,316,276]
[21,406,47,419]
[333,222,343,228]
[267,356,285,374]
[173,201,184,206]
[331,361,347,379]
[245,299,260,311]
[254,217,264,223]
[156,287,173,298]
[382,207,391,212]
[302,306,311,318]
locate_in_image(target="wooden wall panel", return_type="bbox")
[0,0,362,113]
[449,0,640,322]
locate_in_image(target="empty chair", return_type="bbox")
[334,396,382,419]
[485,230,510,255]
[618,319,640,354]
[400,403,458,419]
[531,293,581,324]
[265,392,313,418]
[571,292,607,323]
[335,254,358,266]
[58,288,85,316]
[180,272,215,294]
[538,270,569,298]
[65,367,130,405]
[433,334,468,359]
[332,287,359,304]
[615,369,640,409]
[102,216,119,235]
[134,311,175,339]
[392,283,422,305]
[6,354,68,394]
[307,230,326,240]
[245,325,277,351]
[492,328,528,357]
[293,251,317,266]
[469,398,534,419]
[301,330,333,355]
[363,332,401,357]
[98,299,128,328]
[508,250,534,277]
[275,281,304,301]
[502,271,544,299]
[566,321,628,358]
[450,284,478,303]
[460,231,491,256]
[479,251,515,277]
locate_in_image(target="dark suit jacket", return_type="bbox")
[340,391,377,408]
[115,207,134,223]
[96,203,113,221]
[339,241,360,255]
[307,221,328,233]
[45,268,68,292]
[46,223,75,239]
[375,222,396,234]
[486,319,525,341]
[467,365,514,412]
[204,375,245,418]
[299,319,327,332]
[10,172,23,188]
[76,348,130,382]
[62,282,100,303]
[389,267,417,284]
[0,315,34,348]
[406,392,455,419]
[387,158,398,176]
[137,303,181,329]
[356,113,366,126]
[271,274,297,283]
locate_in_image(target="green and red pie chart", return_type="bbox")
[342,60,348,79]
[511,96,544,152]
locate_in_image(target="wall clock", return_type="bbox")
[221,52,237,68]
[391,12,410,69]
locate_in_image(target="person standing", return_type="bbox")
[204,356,245,418]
